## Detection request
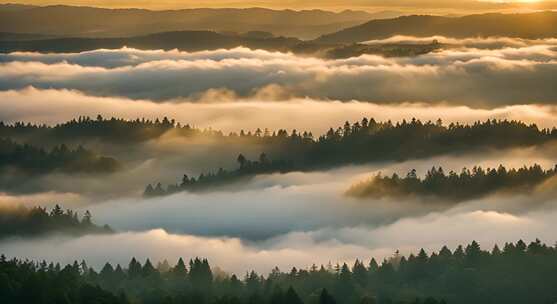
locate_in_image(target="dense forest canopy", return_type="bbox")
[0,205,112,239]
[347,164,557,202]
[1,239,555,304]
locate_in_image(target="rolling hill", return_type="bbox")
[0,5,401,40]
[0,30,303,53]
[317,11,557,44]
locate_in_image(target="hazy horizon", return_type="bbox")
[4,0,557,13]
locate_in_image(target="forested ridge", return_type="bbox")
[0,137,120,175]
[145,154,294,196]
[3,116,557,195]
[0,116,206,145]
[347,164,557,202]
[2,117,555,151]
[1,239,556,304]
[0,205,112,239]
[141,117,557,195]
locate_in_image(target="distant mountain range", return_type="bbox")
[0,4,401,40]
[317,11,557,43]
[0,30,302,53]
[2,9,557,58]
[0,30,444,59]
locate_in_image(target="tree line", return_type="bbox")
[1,239,556,304]
[347,164,557,202]
[2,117,555,157]
[0,205,112,239]
[0,116,219,145]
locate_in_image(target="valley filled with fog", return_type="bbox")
[1,35,557,277]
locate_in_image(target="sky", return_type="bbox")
[3,0,557,12]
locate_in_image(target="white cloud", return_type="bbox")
[1,43,557,105]
[1,207,555,275]
[2,87,557,135]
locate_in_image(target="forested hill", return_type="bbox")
[316,11,557,44]
[1,239,555,304]
[0,116,189,145]
[0,137,120,175]
[144,118,557,195]
[3,117,555,157]
[0,205,112,239]
[347,164,557,202]
[0,135,121,193]
[145,154,295,196]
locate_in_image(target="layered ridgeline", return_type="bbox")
[144,118,557,196]
[2,11,557,57]
[1,239,556,304]
[0,30,302,54]
[317,11,557,44]
[3,117,557,196]
[0,205,112,239]
[0,30,443,59]
[0,5,383,40]
[347,164,557,202]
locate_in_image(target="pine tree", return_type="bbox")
[143,258,156,276]
[172,258,188,277]
[284,287,303,304]
[128,257,142,278]
[319,289,337,304]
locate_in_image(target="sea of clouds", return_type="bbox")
[3,150,557,275]
[1,37,557,105]
[2,36,557,274]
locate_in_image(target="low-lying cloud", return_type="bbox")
[2,37,557,274]
[364,35,557,49]
[1,41,557,106]
[2,88,557,204]
[2,87,557,135]
[2,136,557,275]
[1,207,555,276]
[75,150,557,239]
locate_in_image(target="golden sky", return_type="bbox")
[3,0,556,11]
